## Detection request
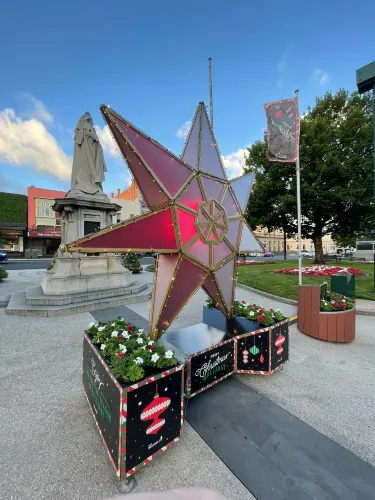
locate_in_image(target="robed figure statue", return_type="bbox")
[70,112,107,195]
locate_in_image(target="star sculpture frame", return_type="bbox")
[68,102,262,341]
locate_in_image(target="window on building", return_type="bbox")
[356,242,374,251]
[36,198,55,218]
[116,212,121,223]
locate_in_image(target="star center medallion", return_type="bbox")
[195,199,228,244]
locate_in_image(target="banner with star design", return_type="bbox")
[264,97,299,163]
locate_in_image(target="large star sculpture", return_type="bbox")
[68,102,262,340]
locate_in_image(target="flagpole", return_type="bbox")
[208,57,214,128]
[295,89,302,286]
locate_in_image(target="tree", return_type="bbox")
[245,89,374,264]
[123,253,142,274]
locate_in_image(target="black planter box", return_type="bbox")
[82,332,184,480]
[162,323,235,399]
[203,306,289,375]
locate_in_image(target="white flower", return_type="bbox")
[135,357,144,365]
[111,322,116,326]
[136,338,144,345]
[141,346,147,350]
[249,311,255,317]
[119,344,127,353]
[120,318,125,321]
[98,326,105,332]
[137,329,144,335]
[100,344,106,351]
[121,331,130,339]
[324,302,328,306]
[342,299,346,302]
[165,350,173,359]
[111,330,119,338]
[148,341,154,346]
[88,322,97,328]
[151,353,160,363]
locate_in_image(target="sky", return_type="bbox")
[1,0,375,196]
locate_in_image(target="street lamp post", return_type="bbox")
[356,61,375,291]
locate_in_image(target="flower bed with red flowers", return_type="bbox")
[206,298,285,327]
[274,265,365,277]
[237,260,274,265]
[321,291,355,312]
[86,317,177,383]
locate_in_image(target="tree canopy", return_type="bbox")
[245,89,374,263]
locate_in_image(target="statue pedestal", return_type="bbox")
[41,254,131,296]
[53,193,121,246]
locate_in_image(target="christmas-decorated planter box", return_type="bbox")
[162,323,235,399]
[82,332,184,480]
[234,319,289,374]
[203,306,289,374]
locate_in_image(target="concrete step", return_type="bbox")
[6,285,152,317]
[25,282,145,306]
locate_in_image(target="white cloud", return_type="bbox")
[221,147,249,180]
[276,51,288,73]
[94,124,120,157]
[277,77,284,88]
[314,68,329,85]
[0,107,72,180]
[19,92,54,123]
[176,120,192,140]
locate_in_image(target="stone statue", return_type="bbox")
[70,112,107,195]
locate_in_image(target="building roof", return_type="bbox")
[111,180,139,201]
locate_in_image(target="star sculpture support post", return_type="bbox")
[68,102,262,341]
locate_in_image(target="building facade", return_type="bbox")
[110,180,142,223]
[0,192,27,256]
[253,226,337,254]
[27,186,66,256]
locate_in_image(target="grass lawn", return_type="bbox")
[237,259,375,301]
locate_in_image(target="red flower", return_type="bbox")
[258,309,264,314]
[342,303,347,309]
[149,345,156,351]
[353,300,356,304]
[341,295,345,299]
[127,325,133,331]
[118,335,124,340]
[241,300,246,304]
[252,304,257,307]
[257,316,265,323]
[333,301,338,307]
[117,352,125,358]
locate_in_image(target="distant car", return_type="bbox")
[0,251,8,262]
[263,251,274,257]
[248,252,263,257]
[300,250,315,259]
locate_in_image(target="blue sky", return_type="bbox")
[1,0,374,196]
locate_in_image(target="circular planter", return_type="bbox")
[297,285,355,343]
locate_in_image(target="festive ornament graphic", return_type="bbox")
[260,354,265,363]
[242,347,249,364]
[249,335,259,355]
[275,334,286,356]
[68,102,262,339]
[140,393,171,435]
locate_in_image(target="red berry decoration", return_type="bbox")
[118,335,124,340]
[117,352,125,358]
[149,345,156,351]
[127,325,133,331]
[257,316,264,323]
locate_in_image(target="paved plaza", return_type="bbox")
[1,268,375,499]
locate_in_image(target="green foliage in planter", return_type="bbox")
[145,264,155,272]
[123,253,142,274]
[206,298,285,326]
[0,193,27,224]
[47,260,55,271]
[87,317,177,383]
[320,291,355,312]
[0,267,8,280]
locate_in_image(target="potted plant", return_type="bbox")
[123,253,142,274]
[297,284,356,343]
[83,318,184,484]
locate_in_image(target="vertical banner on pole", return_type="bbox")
[264,95,302,284]
[264,98,299,163]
